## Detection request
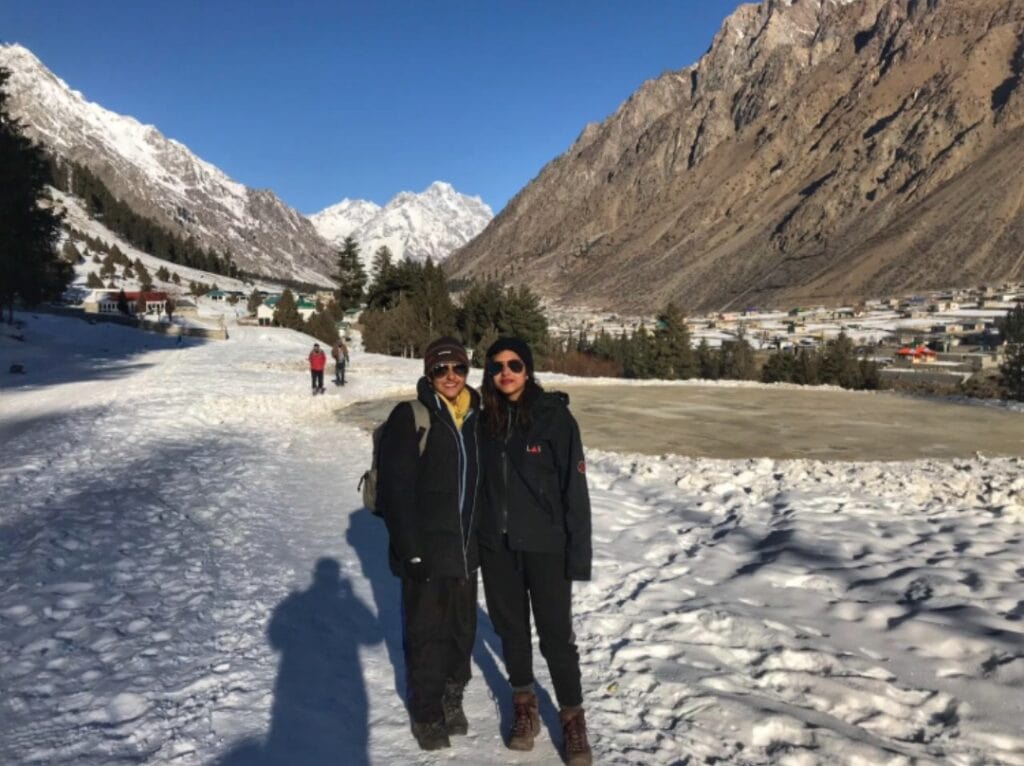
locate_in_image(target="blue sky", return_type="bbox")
[2,1,742,214]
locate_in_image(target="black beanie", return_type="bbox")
[423,336,469,373]
[486,337,534,376]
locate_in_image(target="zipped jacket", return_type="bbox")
[479,391,592,581]
[308,350,327,371]
[379,377,481,579]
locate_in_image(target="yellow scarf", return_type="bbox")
[440,388,472,430]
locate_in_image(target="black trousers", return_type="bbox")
[310,370,324,389]
[480,543,582,708]
[401,575,477,723]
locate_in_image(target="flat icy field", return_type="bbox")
[2,313,1023,765]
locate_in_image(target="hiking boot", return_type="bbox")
[442,679,468,735]
[507,690,540,751]
[411,720,450,751]
[560,707,593,766]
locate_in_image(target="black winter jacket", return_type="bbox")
[479,391,592,581]
[379,377,481,580]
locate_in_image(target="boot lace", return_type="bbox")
[511,698,537,737]
[564,711,589,754]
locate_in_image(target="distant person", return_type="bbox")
[308,343,326,394]
[332,338,350,385]
[377,337,481,751]
[478,337,593,766]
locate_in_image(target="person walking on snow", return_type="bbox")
[478,336,593,766]
[332,338,350,385]
[308,343,327,394]
[378,336,481,751]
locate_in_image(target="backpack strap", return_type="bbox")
[409,399,431,456]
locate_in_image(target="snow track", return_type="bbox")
[2,314,1023,764]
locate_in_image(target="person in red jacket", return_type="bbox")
[308,343,327,394]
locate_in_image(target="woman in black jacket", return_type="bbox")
[478,337,593,766]
[379,337,480,751]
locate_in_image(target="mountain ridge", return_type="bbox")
[0,43,338,286]
[309,181,492,268]
[446,0,1024,312]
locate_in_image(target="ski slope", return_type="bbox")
[1,312,1023,765]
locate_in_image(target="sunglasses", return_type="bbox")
[430,363,469,379]
[486,359,526,376]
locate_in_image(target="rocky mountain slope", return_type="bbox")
[446,0,1024,312]
[310,182,492,268]
[0,43,334,285]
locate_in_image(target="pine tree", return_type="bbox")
[247,289,262,315]
[761,349,796,383]
[305,308,339,345]
[117,289,130,315]
[273,289,303,329]
[718,331,756,380]
[819,332,861,388]
[696,338,720,380]
[653,303,695,379]
[86,272,104,289]
[334,236,367,311]
[999,302,1024,401]
[0,67,69,321]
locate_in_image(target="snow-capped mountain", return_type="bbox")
[0,43,335,285]
[310,182,492,268]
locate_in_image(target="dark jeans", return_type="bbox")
[480,543,582,708]
[310,370,324,390]
[335,361,346,384]
[401,575,477,723]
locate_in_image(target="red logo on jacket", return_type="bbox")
[577,460,586,474]
[526,444,542,455]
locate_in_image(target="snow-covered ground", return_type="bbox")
[2,313,1023,765]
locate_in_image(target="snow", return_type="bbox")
[2,312,1024,764]
[310,181,493,269]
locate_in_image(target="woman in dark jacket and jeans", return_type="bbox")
[379,337,480,751]
[478,337,593,766]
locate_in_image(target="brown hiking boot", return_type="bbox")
[441,679,468,735]
[560,707,593,766]
[507,690,541,751]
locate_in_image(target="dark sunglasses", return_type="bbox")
[430,363,469,379]
[486,359,526,376]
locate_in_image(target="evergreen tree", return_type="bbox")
[165,297,176,321]
[696,338,720,380]
[156,265,170,282]
[246,289,262,315]
[624,324,656,378]
[334,236,367,311]
[652,303,695,379]
[792,348,820,385]
[371,245,394,285]
[273,289,303,329]
[761,349,797,384]
[718,331,756,380]
[0,67,69,321]
[305,308,339,345]
[819,332,861,388]
[999,302,1024,401]
[86,272,104,289]
[61,240,82,264]
[116,289,130,315]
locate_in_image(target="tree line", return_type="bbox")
[47,156,242,279]
[0,67,69,321]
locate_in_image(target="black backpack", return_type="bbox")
[359,400,431,516]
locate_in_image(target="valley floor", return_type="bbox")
[1,314,1023,765]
